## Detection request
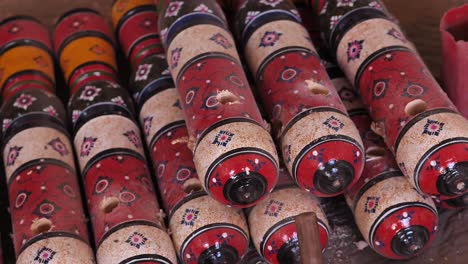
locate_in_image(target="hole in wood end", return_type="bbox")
[31,218,52,235]
[405,99,428,116]
[100,197,120,214]
[183,178,203,193]
[216,90,240,104]
[309,84,330,95]
[306,79,330,95]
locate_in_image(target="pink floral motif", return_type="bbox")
[369,1,383,10]
[170,47,183,69]
[337,0,356,7]
[264,200,284,217]
[6,146,22,166]
[259,0,283,7]
[245,11,260,25]
[387,28,407,43]
[160,27,168,42]
[209,33,232,49]
[181,208,199,226]
[123,130,142,148]
[80,137,97,157]
[423,120,445,136]
[125,232,148,249]
[111,96,126,106]
[79,85,102,101]
[364,196,380,213]
[347,40,364,62]
[323,116,345,132]
[135,64,153,81]
[43,105,58,117]
[72,110,82,123]
[330,15,342,30]
[143,116,153,136]
[48,138,69,156]
[34,247,56,263]
[13,93,36,110]
[194,4,212,13]
[259,31,282,48]
[165,1,183,17]
[212,130,235,147]
[2,118,11,132]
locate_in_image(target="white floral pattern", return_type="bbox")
[79,85,102,101]
[337,0,357,7]
[259,0,283,8]
[72,110,82,123]
[330,15,342,29]
[43,106,58,117]
[194,4,213,13]
[13,93,36,110]
[165,1,184,17]
[111,96,126,106]
[245,11,260,25]
[135,64,153,81]
[160,27,168,42]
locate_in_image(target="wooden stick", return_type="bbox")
[296,212,324,264]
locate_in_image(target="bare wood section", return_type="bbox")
[296,212,324,264]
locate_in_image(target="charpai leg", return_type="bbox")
[318,0,468,199]
[231,0,365,197]
[0,16,95,263]
[158,0,279,208]
[54,8,177,263]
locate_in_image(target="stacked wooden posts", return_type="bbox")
[158,0,280,208]
[318,0,468,201]
[114,0,252,262]
[231,0,365,198]
[53,8,177,263]
[0,16,95,263]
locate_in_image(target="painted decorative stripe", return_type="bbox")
[118,254,173,264]
[179,223,249,258]
[242,9,301,45]
[256,46,318,82]
[329,7,388,52]
[393,108,458,153]
[353,170,404,209]
[367,202,437,251]
[413,137,468,192]
[165,12,227,47]
[280,107,347,140]
[292,134,363,182]
[204,147,279,190]
[17,231,87,256]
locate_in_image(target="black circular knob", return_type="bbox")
[198,244,239,264]
[224,172,267,206]
[391,226,430,258]
[314,159,354,194]
[277,238,301,264]
[437,162,468,196]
